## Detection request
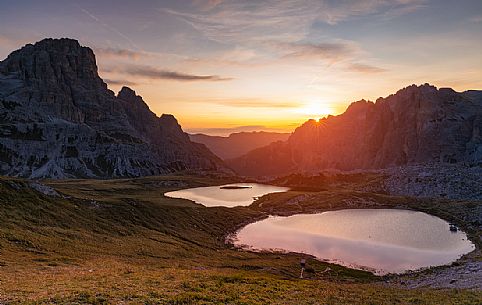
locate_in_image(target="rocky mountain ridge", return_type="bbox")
[189,131,290,159]
[0,38,226,178]
[228,84,482,177]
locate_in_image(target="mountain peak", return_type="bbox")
[344,99,374,114]
[0,37,104,90]
[29,37,82,50]
[117,86,138,100]
[160,113,180,126]
[228,83,482,176]
[394,83,437,96]
[0,38,228,178]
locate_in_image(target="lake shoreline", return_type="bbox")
[223,181,481,290]
[231,209,475,276]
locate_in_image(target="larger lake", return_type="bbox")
[234,209,475,275]
[164,183,289,207]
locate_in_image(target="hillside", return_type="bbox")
[1,175,480,303]
[0,38,226,178]
[189,131,290,159]
[228,84,482,177]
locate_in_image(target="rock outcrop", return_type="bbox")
[0,38,226,178]
[228,84,482,176]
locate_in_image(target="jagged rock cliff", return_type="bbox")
[0,38,226,178]
[228,84,482,176]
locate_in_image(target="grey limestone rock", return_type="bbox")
[0,38,227,178]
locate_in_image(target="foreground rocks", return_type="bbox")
[0,38,227,178]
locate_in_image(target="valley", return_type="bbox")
[0,31,480,305]
[0,172,480,304]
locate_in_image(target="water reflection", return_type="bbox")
[234,209,475,274]
[164,183,289,207]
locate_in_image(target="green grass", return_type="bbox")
[0,174,481,304]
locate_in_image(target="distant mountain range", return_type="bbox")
[227,84,482,177]
[189,132,290,160]
[0,38,227,178]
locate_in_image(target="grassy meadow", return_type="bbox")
[0,174,480,304]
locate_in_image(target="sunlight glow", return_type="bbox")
[296,101,334,120]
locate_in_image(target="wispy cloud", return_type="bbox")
[347,63,387,74]
[162,2,315,43]
[104,64,232,82]
[163,0,427,44]
[192,0,224,11]
[382,0,427,19]
[182,39,384,76]
[104,79,139,86]
[95,47,145,60]
[182,40,360,69]
[95,47,186,61]
[161,0,424,74]
[206,98,303,108]
[78,7,140,50]
[274,41,357,63]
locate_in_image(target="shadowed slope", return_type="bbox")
[228,84,482,176]
[0,38,227,178]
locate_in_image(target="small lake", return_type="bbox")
[234,209,475,275]
[164,183,289,207]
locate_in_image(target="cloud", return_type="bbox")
[192,0,224,11]
[163,0,427,44]
[78,7,140,50]
[95,47,144,60]
[382,0,427,19]
[104,64,232,81]
[183,40,381,75]
[160,1,426,74]
[95,47,185,62]
[346,63,387,74]
[274,41,357,63]
[207,98,303,108]
[182,40,359,68]
[104,79,139,86]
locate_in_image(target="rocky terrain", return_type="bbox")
[392,261,482,290]
[228,84,482,177]
[0,38,226,178]
[380,164,482,201]
[189,131,290,159]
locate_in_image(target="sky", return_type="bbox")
[0,0,481,135]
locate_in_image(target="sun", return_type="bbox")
[297,102,333,120]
